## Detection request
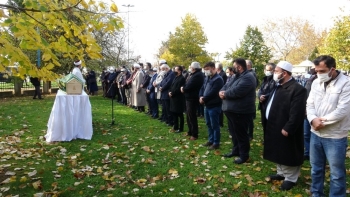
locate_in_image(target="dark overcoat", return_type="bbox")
[263,78,307,166]
[169,75,186,113]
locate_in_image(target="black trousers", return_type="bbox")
[33,85,42,99]
[224,112,251,160]
[247,113,255,139]
[219,111,224,127]
[172,112,184,131]
[145,91,151,112]
[161,99,173,124]
[120,87,127,105]
[186,99,199,138]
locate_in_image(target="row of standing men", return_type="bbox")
[101,56,349,195]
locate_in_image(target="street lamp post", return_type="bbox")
[122,4,134,63]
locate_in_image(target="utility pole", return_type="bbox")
[122,4,134,64]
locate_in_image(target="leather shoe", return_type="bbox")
[208,144,220,150]
[234,157,249,164]
[269,174,285,181]
[189,136,197,141]
[202,142,213,147]
[279,181,296,191]
[222,152,239,158]
[174,130,183,133]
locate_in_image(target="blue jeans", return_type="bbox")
[310,133,348,197]
[303,118,311,156]
[204,106,221,145]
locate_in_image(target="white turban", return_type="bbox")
[133,63,141,68]
[74,60,82,66]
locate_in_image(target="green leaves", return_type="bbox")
[0,0,124,80]
[161,13,211,66]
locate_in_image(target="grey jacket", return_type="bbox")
[221,70,256,114]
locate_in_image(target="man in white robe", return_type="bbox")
[72,60,86,83]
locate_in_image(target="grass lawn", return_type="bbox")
[0,95,349,197]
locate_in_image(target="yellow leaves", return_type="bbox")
[99,2,105,9]
[97,167,103,173]
[232,181,242,190]
[42,53,51,61]
[32,180,42,190]
[20,176,28,182]
[167,168,179,180]
[80,0,89,9]
[0,9,7,18]
[110,3,118,13]
[193,177,206,184]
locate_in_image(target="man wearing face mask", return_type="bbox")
[181,62,204,140]
[215,62,227,128]
[159,64,175,126]
[169,66,186,133]
[264,61,307,191]
[219,58,256,164]
[225,67,235,84]
[307,55,350,197]
[200,62,224,149]
[141,63,152,114]
[257,63,276,137]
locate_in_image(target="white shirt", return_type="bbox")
[72,67,85,83]
[265,87,276,120]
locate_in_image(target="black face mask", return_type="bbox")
[310,68,316,75]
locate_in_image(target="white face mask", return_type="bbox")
[265,71,272,76]
[204,70,211,77]
[273,72,283,83]
[317,69,333,83]
[226,73,230,77]
[159,71,166,76]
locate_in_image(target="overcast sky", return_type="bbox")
[1,0,349,64]
[117,0,349,64]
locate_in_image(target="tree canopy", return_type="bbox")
[320,15,350,70]
[226,25,272,81]
[0,0,123,80]
[262,17,324,64]
[159,13,211,67]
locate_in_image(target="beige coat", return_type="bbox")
[132,70,147,107]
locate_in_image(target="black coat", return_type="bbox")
[257,75,276,110]
[199,73,224,108]
[263,78,307,166]
[170,75,186,113]
[218,70,227,84]
[160,70,175,99]
[182,70,204,100]
[30,77,40,86]
[221,70,256,114]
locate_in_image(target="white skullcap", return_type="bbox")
[190,62,201,69]
[74,60,82,66]
[133,63,141,68]
[160,64,170,69]
[277,61,293,72]
[159,59,166,65]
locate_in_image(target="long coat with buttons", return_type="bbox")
[169,74,186,114]
[263,78,307,166]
